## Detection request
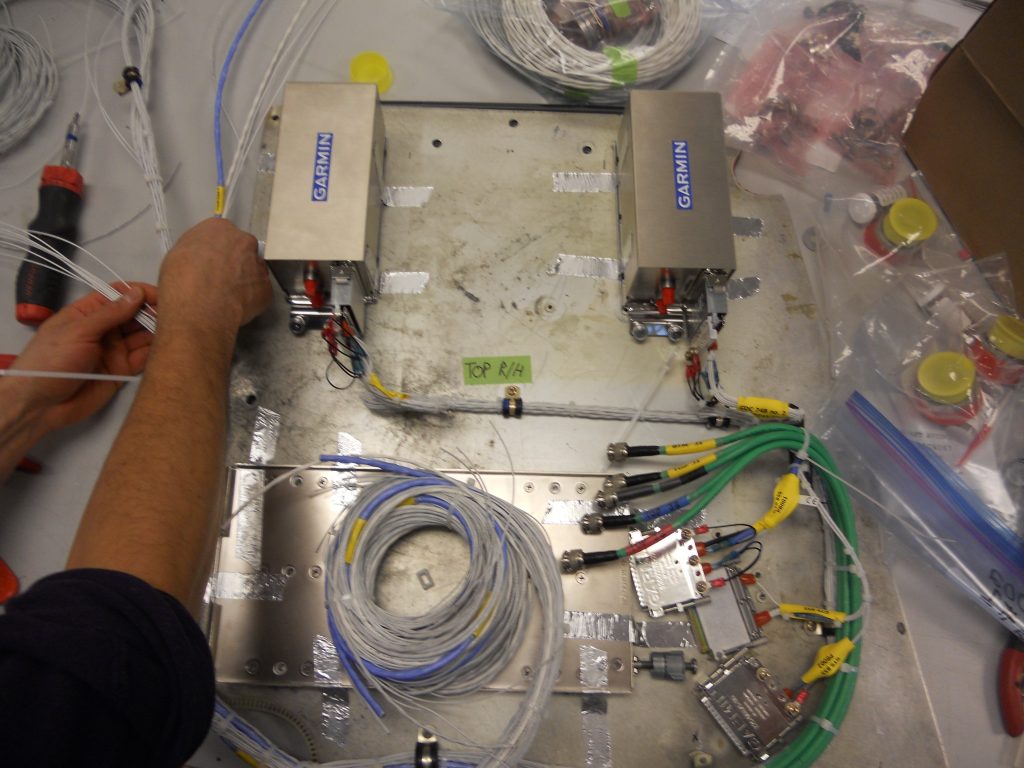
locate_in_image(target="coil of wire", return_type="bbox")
[463,0,703,103]
[0,26,58,155]
[323,459,564,768]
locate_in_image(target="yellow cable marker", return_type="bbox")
[664,438,717,455]
[344,518,367,564]
[778,603,847,624]
[214,185,226,217]
[800,638,856,684]
[737,396,790,420]
[369,372,408,400]
[754,472,800,532]
[666,453,716,478]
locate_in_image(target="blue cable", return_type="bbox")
[319,454,435,478]
[213,0,268,212]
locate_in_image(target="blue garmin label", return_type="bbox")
[311,132,334,202]
[672,140,693,210]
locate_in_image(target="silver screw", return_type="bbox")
[244,659,260,676]
[575,572,587,584]
[272,661,288,676]
[318,476,329,488]
[524,482,535,493]
[300,661,314,677]
[784,702,801,717]
[696,581,708,594]
[549,482,561,494]
[757,592,767,602]
[309,565,323,579]
[575,483,587,494]
[282,565,296,577]
[681,528,693,540]
[521,666,532,679]
[290,475,303,487]
[756,667,771,681]
[688,555,700,566]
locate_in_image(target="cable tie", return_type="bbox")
[121,66,143,90]
[840,663,858,674]
[811,716,839,736]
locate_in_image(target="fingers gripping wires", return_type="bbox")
[322,457,565,768]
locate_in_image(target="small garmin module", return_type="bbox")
[697,655,802,762]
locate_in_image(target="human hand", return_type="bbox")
[156,218,272,338]
[9,283,157,436]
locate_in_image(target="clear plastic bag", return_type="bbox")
[707,0,956,182]
[427,0,716,103]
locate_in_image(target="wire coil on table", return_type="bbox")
[322,457,564,768]
[0,26,58,155]
[463,0,703,103]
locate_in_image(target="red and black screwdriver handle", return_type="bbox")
[999,632,1024,737]
[15,165,84,326]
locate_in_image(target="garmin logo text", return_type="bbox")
[672,140,693,210]
[311,132,334,202]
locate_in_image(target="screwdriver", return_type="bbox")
[15,114,85,326]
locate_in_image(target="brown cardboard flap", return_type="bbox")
[959,0,1024,126]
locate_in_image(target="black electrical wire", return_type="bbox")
[723,542,762,581]
[325,359,356,391]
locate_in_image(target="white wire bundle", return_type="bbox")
[462,0,703,103]
[0,222,157,332]
[221,0,338,217]
[86,0,171,253]
[324,467,563,768]
[356,337,749,426]
[213,695,574,768]
[0,26,58,154]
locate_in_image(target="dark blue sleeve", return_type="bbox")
[0,568,214,767]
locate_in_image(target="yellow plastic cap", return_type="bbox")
[916,351,975,404]
[989,314,1024,360]
[882,198,938,247]
[350,51,393,95]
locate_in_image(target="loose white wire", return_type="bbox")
[463,0,702,103]
[0,25,58,154]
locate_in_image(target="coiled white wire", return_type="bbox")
[0,25,58,154]
[463,0,703,103]
[324,466,563,768]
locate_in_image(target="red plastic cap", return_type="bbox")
[40,165,84,197]
[16,303,54,326]
[0,558,19,605]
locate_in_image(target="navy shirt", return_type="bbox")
[0,568,214,766]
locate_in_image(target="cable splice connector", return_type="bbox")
[633,651,697,682]
[501,398,524,418]
[121,65,143,90]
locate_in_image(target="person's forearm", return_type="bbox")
[67,325,236,613]
[0,379,45,484]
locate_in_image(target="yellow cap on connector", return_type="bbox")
[350,51,393,94]
[800,637,856,685]
[916,351,975,404]
[989,314,1024,360]
[882,198,937,247]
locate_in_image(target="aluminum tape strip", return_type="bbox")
[581,694,613,768]
[731,216,764,237]
[633,619,697,648]
[235,408,281,568]
[313,634,344,685]
[380,271,430,295]
[727,276,762,300]
[552,172,616,193]
[579,644,609,690]
[321,689,350,747]
[564,611,633,643]
[548,254,619,280]
[382,186,434,207]
[544,499,594,525]
[210,572,287,601]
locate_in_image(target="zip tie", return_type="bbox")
[840,663,858,674]
[812,716,840,736]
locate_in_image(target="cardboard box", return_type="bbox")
[903,0,1024,311]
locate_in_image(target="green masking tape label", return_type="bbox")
[603,46,638,85]
[462,356,533,385]
[609,0,632,18]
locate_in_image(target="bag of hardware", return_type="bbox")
[706,0,956,182]
[806,172,973,376]
[426,0,730,103]
[818,287,1024,640]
